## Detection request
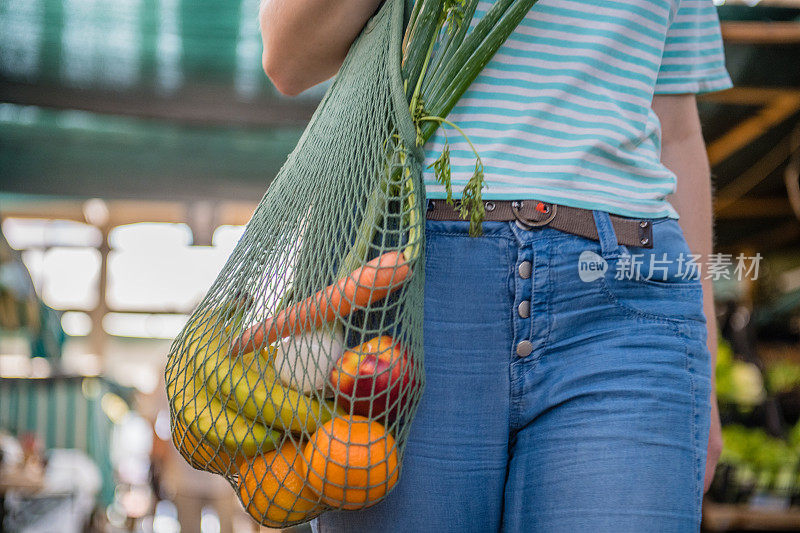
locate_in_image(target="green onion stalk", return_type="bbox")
[405,0,540,237]
[344,0,541,273]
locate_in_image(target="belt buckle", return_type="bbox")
[512,201,558,229]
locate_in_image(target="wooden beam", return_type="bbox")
[706,94,800,166]
[714,197,794,218]
[0,199,258,227]
[703,501,800,532]
[721,22,800,44]
[700,87,800,106]
[714,136,791,213]
[89,224,110,358]
[0,81,317,127]
[735,220,800,251]
[216,202,258,226]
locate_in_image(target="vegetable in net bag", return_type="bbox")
[165,0,538,527]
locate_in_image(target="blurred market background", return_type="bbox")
[1,0,800,531]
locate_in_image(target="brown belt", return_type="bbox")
[425,199,654,249]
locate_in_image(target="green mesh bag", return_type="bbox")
[165,0,538,527]
[166,0,424,526]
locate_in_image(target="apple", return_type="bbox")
[329,336,412,421]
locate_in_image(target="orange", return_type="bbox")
[238,441,322,526]
[302,416,399,510]
[172,418,235,475]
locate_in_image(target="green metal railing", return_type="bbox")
[0,376,126,505]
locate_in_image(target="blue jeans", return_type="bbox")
[315,212,711,532]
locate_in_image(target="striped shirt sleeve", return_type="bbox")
[654,0,732,94]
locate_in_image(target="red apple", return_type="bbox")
[328,336,412,421]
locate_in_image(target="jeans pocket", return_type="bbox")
[600,219,706,323]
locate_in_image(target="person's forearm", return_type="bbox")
[259,0,383,95]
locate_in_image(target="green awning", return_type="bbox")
[0,0,324,125]
[0,104,302,200]
[1,0,274,97]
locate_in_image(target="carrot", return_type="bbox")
[232,251,411,355]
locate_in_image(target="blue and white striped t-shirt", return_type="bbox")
[420,0,732,219]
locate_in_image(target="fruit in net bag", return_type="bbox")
[302,416,399,510]
[273,327,345,393]
[172,417,236,476]
[239,440,324,526]
[329,336,412,421]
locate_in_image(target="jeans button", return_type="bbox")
[516,340,533,357]
[518,300,530,319]
[518,261,532,279]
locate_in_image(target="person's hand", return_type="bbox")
[704,392,722,492]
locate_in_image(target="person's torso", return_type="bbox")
[411,0,730,218]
